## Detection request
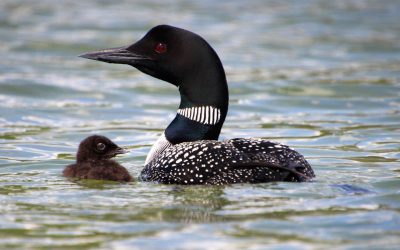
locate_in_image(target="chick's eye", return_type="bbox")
[155,42,167,54]
[96,142,106,151]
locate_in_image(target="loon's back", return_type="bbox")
[140,138,314,185]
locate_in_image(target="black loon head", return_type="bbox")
[80,25,228,109]
[80,25,229,150]
[76,135,126,163]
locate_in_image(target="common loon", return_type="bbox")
[80,25,315,184]
[63,135,133,182]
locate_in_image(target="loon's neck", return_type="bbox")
[145,77,228,165]
[145,39,229,165]
[165,62,229,144]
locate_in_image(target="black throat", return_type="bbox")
[165,54,229,145]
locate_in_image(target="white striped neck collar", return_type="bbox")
[177,106,221,125]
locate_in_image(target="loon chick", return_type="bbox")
[63,135,133,182]
[80,25,315,184]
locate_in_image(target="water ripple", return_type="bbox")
[1,0,400,249]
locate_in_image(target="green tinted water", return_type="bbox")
[1,0,399,249]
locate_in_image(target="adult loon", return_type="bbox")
[80,25,315,184]
[63,135,133,182]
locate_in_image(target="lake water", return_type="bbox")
[1,0,399,249]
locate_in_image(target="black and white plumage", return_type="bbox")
[177,106,221,125]
[145,132,172,165]
[80,25,315,184]
[141,138,313,185]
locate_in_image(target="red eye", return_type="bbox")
[155,42,167,54]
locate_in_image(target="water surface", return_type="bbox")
[1,0,400,249]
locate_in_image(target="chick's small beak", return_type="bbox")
[114,147,128,155]
[105,147,128,159]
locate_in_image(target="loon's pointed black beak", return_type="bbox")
[79,46,151,65]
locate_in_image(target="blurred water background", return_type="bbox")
[1,0,400,249]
